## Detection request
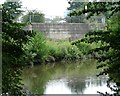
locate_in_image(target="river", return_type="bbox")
[22,59,112,94]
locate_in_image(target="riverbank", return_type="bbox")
[23,32,100,66]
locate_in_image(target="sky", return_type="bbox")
[0,0,69,18]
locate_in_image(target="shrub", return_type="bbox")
[58,42,82,60]
[72,42,92,55]
[23,35,91,65]
[23,32,49,65]
[46,41,82,61]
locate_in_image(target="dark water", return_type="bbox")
[22,59,112,94]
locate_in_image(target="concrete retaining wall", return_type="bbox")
[24,23,105,40]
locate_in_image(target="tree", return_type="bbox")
[71,1,120,95]
[22,10,45,23]
[65,1,86,23]
[70,2,120,19]
[2,1,34,95]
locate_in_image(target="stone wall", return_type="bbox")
[24,23,105,40]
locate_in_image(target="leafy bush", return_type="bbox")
[23,34,92,65]
[45,40,62,61]
[72,42,92,55]
[2,1,35,94]
[46,41,82,61]
[59,42,82,60]
[23,32,49,65]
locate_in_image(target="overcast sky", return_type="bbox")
[0,0,69,18]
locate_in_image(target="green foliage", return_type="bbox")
[23,31,96,64]
[70,2,120,19]
[45,40,59,60]
[72,42,92,55]
[46,41,82,61]
[2,1,35,94]
[64,44,82,60]
[23,32,48,65]
[66,1,86,23]
[22,10,45,23]
[69,1,120,94]
[24,36,87,65]
[57,42,81,60]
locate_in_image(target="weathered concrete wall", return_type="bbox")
[24,23,105,40]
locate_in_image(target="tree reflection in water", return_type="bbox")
[67,76,108,94]
[22,59,110,94]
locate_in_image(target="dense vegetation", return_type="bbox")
[2,1,35,95]
[23,32,95,66]
[70,1,120,95]
[65,0,86,23]
[65,1,86,23]
[2,0,120,95]
[1,0,94,94]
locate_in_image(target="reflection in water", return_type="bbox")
[44,79,72,94]
[22,59,112,94]
[44,76,112,94]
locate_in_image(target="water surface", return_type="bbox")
[22,59,112,94]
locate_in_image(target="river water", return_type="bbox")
[22,59,112,94]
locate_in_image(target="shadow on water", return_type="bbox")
[22,59,111,94]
